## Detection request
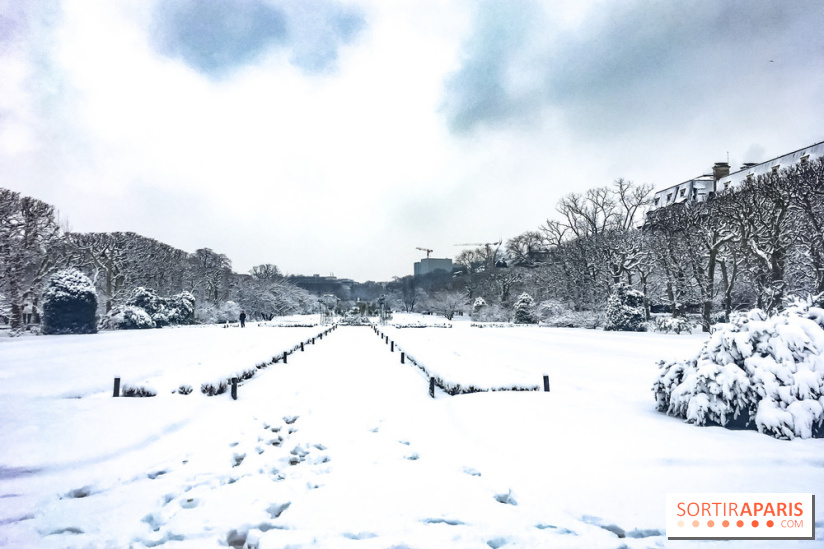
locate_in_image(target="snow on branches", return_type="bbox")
[653,300,824,439]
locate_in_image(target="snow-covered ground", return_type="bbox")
[0,315,821,548]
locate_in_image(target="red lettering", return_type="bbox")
[741,503,752,516]
[677,503,685,517]
[794,502,803,516]
[764,503,775,516]
[777,503,787,516]
[702,503,710,516]
[712,502,722,515]
[754,503,763,515]
[687,503,699,516]
[729,503,738,516]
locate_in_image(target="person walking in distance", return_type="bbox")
[239,310,247,328]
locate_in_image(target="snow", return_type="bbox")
[1,314,822,548]
[654,304,824,439]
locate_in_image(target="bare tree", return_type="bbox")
[0,190,62,329]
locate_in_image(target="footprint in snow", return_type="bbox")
[283,415,299,425]
[462,467,481,477]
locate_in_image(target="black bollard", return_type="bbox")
[231,378,238,400]
[543,375,550,392]
[429,377,435,398]
[391,341,394,352]
[312,337,315,344]
[301,342,304,352]
[113,377,121,397]
[283,351,288,364]
[401,352,405,364]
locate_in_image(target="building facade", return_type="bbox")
[413,258,453,277]
[649,140,824,213]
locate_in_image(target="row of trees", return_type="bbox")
[394,158,824,331]
[0,188,317,330]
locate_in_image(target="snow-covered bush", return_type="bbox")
[127,287,162,317]
[604,283,645,332]
[197,301,241,324]
[177,384,193,395]
[121,384,157,397]
[514,293,537,324]
[653,315,695,335]
[41,269,98,335]
[100,305,156,330]
[166,291,195,325]
[125,287,195,327]
[201,379,228,396]
[471,297,487,320]
[536,299,569,321]
[653,302,824,440]
[472,303,509,322]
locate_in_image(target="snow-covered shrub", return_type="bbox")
[471,297,487,320]
[473,303,509,322]
[177,384,193,395]
[100,305,156,330]
[127,287,162,316]
[514,293,537,324]
[121,384,157,397]
[166,291,195,325]
[536,299,569,322]
[201,379,228,396]
[653,315,695,334]
[604,283,645,332]
[540,309,604,329]
[653,302,824,440]
[41,269,98,335]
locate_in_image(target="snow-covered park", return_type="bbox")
[1,314,822,548]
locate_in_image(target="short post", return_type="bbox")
[543,375,550,392]
[283,352,288,364]
[301,342,304,352]
[401,352,405,364]
[429,377,435,398]
[113,377,121,397]
[312,337,315,344]
[391,341,394,352]
[385,336,388,345]
[231,377,238,400]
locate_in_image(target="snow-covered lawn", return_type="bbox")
[0,316,821,548]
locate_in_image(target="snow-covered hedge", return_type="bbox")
[100,305,156,330]
[41,269,98,335]
[653,302,824,440]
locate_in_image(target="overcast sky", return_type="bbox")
[2,0,823,282]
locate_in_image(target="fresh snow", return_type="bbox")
[0,315,822,548]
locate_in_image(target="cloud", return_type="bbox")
[151,0,365,77]
[441,0,824,135]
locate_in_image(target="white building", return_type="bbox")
[649,140,824,212]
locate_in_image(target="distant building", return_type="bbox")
[288,274,354,299]
[414,258,453,278]
[649,140,824,213]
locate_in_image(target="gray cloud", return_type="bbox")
[442,0,824,135]
[151,0,365,77]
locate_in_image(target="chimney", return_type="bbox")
[741,162,758,170]
[712,162,730,183]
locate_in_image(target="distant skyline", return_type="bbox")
[2,0,823,282]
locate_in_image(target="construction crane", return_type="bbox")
[416,247,434,258]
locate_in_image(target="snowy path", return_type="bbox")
[1,323,822,548]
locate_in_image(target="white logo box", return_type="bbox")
[666,493,815,540]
